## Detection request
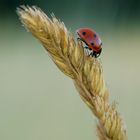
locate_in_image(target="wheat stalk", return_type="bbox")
[17,5,127,140]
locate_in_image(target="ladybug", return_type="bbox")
[76,28,102,58]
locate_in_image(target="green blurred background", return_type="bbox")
[0,0,140,139]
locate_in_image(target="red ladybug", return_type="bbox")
[76,28,102,58]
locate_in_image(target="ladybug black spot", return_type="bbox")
[94,34,96,38]
[82,32,86,35]
[91,42,94,46]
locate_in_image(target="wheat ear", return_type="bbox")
[17,6,127,140]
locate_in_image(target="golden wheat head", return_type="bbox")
[17,5,127,140]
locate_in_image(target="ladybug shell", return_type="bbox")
[76,28,102,52]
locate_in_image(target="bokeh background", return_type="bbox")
[0,0,140,140]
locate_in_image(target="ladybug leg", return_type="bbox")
[84,46,89,49]
[77,38,84,47]
[77,37,83,42]
[89,51,97,58]
[77,38,89,55]
[83,46,90,55]
[77,38,83,45]
[92,52,97,58]
[77,37,81,41]
[90,49,102,58]
[89,52,93,57]
[96,48,102,57]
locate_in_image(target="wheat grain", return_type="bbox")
[17,5,127,140]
